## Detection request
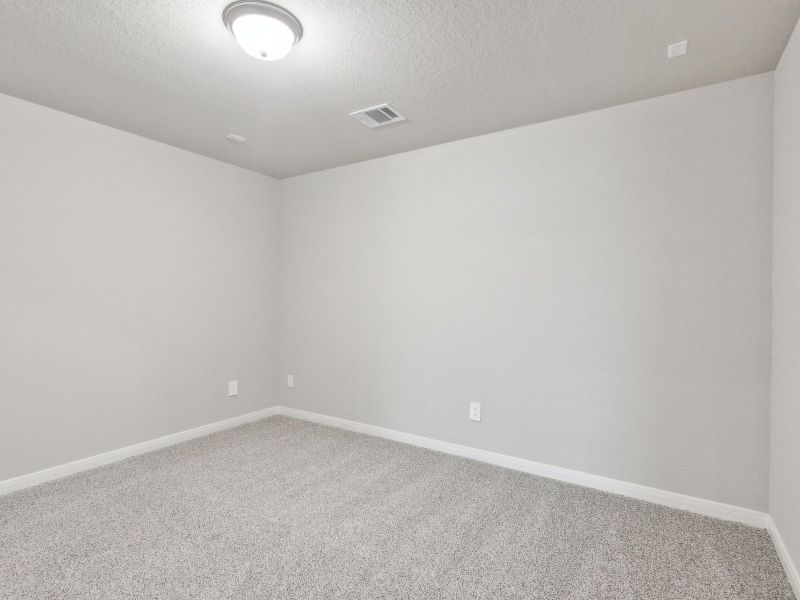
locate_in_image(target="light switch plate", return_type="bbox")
[228,380,238,397]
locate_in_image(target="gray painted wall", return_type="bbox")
[279,74,774,511]
[772,17,800,576]
[0,72,780,517]
[0,93,281,481]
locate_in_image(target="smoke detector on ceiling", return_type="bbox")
[350,104,407,129]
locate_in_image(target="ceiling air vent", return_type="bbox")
[349,104,407,129]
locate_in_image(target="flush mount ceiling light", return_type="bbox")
[222,1,302,61]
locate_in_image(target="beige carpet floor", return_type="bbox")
[0,415,795,599]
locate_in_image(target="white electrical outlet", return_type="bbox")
[469,402,481,422]
[228,380,238,397]
[287,374,294,388]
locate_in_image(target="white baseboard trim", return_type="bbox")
[0,404,772,532]
[275,406,770,529]
[0,406,280,496]
[768,517,800,597]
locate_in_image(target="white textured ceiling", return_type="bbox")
[1,1,798,178]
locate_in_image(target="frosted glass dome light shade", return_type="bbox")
[223,1,303,61]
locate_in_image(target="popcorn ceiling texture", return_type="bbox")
[0,0,797,178]
[0,416,794,599]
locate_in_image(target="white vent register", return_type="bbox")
[350,104,406,128]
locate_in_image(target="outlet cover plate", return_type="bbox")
[469,402,481,422]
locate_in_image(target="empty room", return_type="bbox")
[1,1,800,598]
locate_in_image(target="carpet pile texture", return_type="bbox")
[0,415,794,599]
